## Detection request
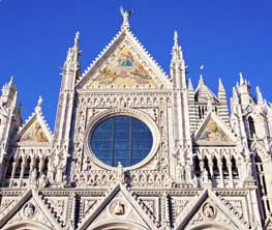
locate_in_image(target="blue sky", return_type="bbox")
[0,0,271,128]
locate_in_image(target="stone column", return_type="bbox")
[39,157,44,174]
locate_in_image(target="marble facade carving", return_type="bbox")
[0,9,271,230]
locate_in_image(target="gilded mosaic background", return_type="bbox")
[199,119,230,142]
[88,46,157,88]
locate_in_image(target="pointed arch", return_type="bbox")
[221,156,228,177]
[212,156,219,178]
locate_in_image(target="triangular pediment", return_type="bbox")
[15,109,52,144]
[78,183,157,230]
[0,189,63,230]
[194,112,236,144]
[77,30,171,90]
[174,189,248,230]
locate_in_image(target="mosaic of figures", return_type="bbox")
[199,118,231,142]
[87,46,157,88]
[19,120,48,143]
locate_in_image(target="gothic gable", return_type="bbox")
[78,183,157,230]
[174,189,248,230]
[0,189,63,230]
[195,78,218,103]
[77,30,171,90]
[194,112,235,144]
[15,102,52,144]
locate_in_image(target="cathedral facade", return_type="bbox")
[0,10,272,230]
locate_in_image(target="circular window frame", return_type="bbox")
[85,108,160,170]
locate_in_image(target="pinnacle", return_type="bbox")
[35,95,43,113]
[188,78,194,90]
[174,30,179,48]
[8,75,14,87]
[239,72,245,85]
[256,86,264,104]
[171,30,183,61]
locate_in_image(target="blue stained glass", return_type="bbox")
[92,132,112,141]
[115,132,129,141]
[114,141,130,149]
[131,132,152,140]
[95,119,113,131]
[90,115,153,167]
[114,125,129,133]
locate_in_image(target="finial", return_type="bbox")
[171,30,184,61]
[35,96,43,113]
[120,6,132,30]
[74,31,80,48]
[174,30,179,47]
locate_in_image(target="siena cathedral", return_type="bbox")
[0,10,272,230]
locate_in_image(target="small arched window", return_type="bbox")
[222,157,229,177]
[212,157,219,177]
[231,156,239,178]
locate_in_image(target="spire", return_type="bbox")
[256,86,264,104]
[120,6,132,31]
[171,30,183,61]
[64,32,81,69]
[170,30,186,89]
[73,31,80,51]
[174,30,178,48]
